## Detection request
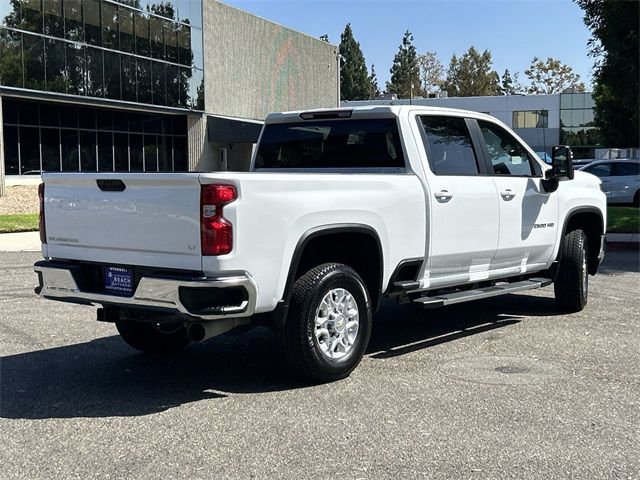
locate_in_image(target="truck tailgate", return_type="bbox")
[42,173,203,271]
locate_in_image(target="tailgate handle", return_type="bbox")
[97,179,126,192]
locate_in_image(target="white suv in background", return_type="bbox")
[580,159,640,206]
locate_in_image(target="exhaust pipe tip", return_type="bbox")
[187,323,207,342]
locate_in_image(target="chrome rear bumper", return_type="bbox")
[34,261,257,320]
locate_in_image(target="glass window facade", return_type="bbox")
[2,98,188,175]
[0,0,204,109]
[512,110,549,129]
[559,93,599,159]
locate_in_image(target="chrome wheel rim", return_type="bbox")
[314,288,360,360]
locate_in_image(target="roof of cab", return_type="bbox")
[265,105,496,123]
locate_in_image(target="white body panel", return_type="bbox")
[39,105,607,318]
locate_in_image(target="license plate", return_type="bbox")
[103,266,134,295]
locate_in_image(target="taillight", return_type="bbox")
[201,184,236,255]
[38,183,46,244]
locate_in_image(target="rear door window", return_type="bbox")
[418,116,479,175]
[254,118,405,170]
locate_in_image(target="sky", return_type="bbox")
[224,0,594,90]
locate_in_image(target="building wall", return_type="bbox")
[187,113,214,171]
[203,1,339,120]
[344,95,562,152]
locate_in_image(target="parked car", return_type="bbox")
[34,106,607,382]
[579,159,640,206]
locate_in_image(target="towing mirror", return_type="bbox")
[550,145,574,180]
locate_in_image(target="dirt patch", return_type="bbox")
[0,185,39,215]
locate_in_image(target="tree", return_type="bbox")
[368,64,381,99]
[386,31,422,98]
[524,57,585,94]
[442,47,500,97]
[339,24,370,101]
[575,0,639,147]
[500,69,525,95]
[417,51,444,94]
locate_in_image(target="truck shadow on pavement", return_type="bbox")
[1,294,559,420]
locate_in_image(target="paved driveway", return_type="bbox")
[1,250,639,479]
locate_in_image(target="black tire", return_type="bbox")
[554,229,589,313]
[633,190,639,207]
[279,263,373,383]
[116,320,190,354]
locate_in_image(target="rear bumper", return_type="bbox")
[34,260,257,320]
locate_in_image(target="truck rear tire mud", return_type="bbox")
[279,263,373,383]
[116,321,191,354]
[554,229,589,313]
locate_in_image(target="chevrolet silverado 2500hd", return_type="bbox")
[34,106,607,382]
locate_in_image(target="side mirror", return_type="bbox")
[550,145,574,180]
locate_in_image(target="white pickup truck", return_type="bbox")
[34,106,606,382]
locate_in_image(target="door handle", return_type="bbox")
[434,190,453,201]
[500,189,516,200]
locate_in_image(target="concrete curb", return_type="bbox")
[0,231,41,252]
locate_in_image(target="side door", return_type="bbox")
[473,119,559,273]
[610,162,640,203]
[416,115,500,287]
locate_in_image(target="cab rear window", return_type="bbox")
[254,118,405,170]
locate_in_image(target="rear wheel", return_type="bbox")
[116,320,190,354]
[633,190,639,207]
[554,229,589,313]
[279,263,373,383]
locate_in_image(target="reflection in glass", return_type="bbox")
[121,53,136,102]
[86,47,104,97]
[144,134,158,171]
[23,33,45,90]
[43,0,64,37]
[102,1,118,49]
[20,0,43,34]
[137,58,152,104]
[176,23,191,66]
[158,135,172,171]
[84,0,102,46]
[191,27,203,69]
[572,109,585,128]
[45,37,66,93]
[80,130,97,171]
[18,99,38,125]
[165,21,178,63]
[165,64,179,107]
[61,129,79,171]
[103,50,121,100]
[40,102,59,127]
[3,126,20,174]
[129,133,143,171]
[79,106,96,129]
[119,6,134,53]
[66,43,85,95]
[114,132,129,171]
[134,10,149,56]
[150,15,164,60]
[59,105,78,128]
[98,131,113,171]
[64,0,83,42]
[572,93,585,109]
[0,28,23,87]
[152,61,166,105]
[173,136,187,171]
[41,128,61,172]
[189,68,204,110]
[2,99,18,124]
[19,126,40,173]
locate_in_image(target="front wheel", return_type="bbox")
[554,229,589,313]
[279,263,373,383]
[116,320,191,354]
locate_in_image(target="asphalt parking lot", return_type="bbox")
[1,250,639,479]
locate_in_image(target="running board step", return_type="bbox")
[413,278,553,308]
